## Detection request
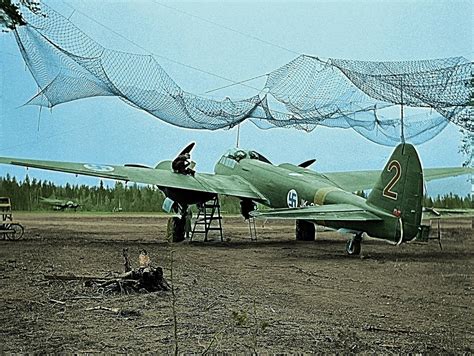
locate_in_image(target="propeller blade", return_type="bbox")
[178,142,196,156]
[298,159,316,168]
[124,164,152,169]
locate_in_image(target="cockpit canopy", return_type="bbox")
[222,148,272,164]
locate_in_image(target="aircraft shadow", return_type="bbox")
[185,238,473,262]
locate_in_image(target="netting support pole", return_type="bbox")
[471,139,473,229]
[400,77,405,144]
[236,124,240,148]
[471,170,473,228]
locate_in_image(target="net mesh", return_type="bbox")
[13,4,473,145]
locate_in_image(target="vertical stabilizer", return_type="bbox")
[367,144,423,241]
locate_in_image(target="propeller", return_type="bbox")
[298,159,316,168]
[170,142,197,175]
[127,142,196,170]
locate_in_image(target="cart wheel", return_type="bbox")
[6,224,24,240]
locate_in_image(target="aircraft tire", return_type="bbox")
[295,220,315,241]
[346,235,362,255]
[167,217,185,243]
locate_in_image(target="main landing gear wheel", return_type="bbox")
[295,220,315,241]
[167,217,185,243]
[346,233,363,256]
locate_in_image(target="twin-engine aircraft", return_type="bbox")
[0,143,471,254]
[40,197,80,211]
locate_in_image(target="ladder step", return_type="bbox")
[195,225,221,230]
[192,228,221,232]
[196,217,222,221]
[195,220,218,224]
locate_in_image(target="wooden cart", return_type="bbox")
[0,197,24,240]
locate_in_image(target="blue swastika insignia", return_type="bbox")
[287,189,298,208]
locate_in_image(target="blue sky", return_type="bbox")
[0,0,472,196]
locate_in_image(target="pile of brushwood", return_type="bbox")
[45,248,169,294]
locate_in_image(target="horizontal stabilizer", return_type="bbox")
[324,167,473,192]
[250,204,382,222]
[422,208,474,220]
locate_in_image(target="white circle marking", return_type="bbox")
[287,189,298,208]
[83,164,115,172]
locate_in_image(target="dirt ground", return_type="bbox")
[0,212,472,353]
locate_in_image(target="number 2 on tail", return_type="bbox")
[383,160,401,200]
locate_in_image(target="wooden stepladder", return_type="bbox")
[191,195,223,242]
[0,197,24,240]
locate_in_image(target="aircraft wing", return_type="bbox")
[323,167,473,192]
[251,204,382,221]
[0,157,267,202]
[40,198,60,204]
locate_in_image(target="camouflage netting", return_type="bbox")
[13,4,473,145]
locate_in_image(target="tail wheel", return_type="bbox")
[346,233,362,255]
[6,224,24,240]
